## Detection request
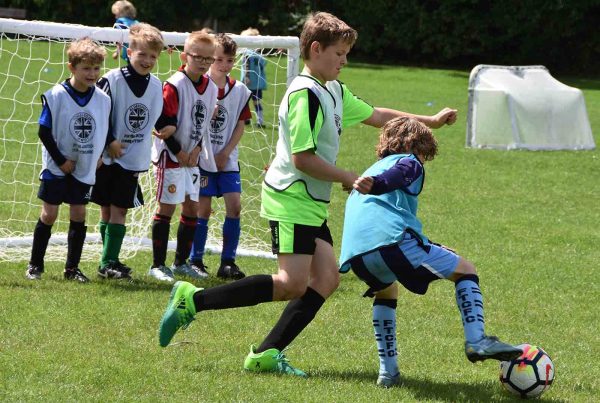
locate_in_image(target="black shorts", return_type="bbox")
[38,175,91,205]
[269,220,333,255]
[91,163,144,208]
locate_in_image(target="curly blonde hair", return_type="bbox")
[67,38,106,67]
[376,117,438,161]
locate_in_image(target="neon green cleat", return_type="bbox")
[243,345,307,377]
[158,281,202,347]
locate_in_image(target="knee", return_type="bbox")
[40,210,57,225]
[310,270,340,298]
[273,277,307,300]
[452,258,478,282]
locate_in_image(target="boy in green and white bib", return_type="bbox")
[158,11,458,376]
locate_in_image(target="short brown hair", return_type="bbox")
[129,23,164,53]
[111,1,136,18]
[376,117,438,161]
[300,12,357,60]
[67,38,106,67]
[184,31,215,51]
[214,33,237,56]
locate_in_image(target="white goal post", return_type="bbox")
[0,17,300,262]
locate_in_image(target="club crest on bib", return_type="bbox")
[334,114,342,136]
[191,100,207,141]
[70,112,95,143]
[209,105,228,133]
[125,103,149,133]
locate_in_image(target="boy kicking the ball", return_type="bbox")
[157,12,459,376]
[339,117,522,387]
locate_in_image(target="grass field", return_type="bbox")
[1,36,599,401]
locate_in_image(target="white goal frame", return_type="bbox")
[0,17,300,261]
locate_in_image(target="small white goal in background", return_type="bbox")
[466,65,595,150]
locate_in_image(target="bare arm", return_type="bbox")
[363,107,458,129]
[292,150,357,190]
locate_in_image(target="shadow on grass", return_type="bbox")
[310,368,566,402]
[0,271,236,294]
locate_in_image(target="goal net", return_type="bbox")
[466,64,595,150]
[0,18,299,262]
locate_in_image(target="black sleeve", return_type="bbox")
[38,125,67,166]
[164,136,181,155]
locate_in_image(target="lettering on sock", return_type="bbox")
[374,319,397,357]
[457,286,485,324]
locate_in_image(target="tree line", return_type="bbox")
[6,0,599,74]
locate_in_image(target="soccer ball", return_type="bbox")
[499,344,555,399]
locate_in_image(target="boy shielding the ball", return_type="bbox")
[26,38,111,282]
[158,12,457,376]
[340,117,523,387]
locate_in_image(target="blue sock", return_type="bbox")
[455,275,485,343]
[189,218,208,263]
[221,217,240,262]
[373,299,398,377]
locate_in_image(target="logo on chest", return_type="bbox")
[125,103,149,133]
[334,114,342,136]
[209,105,228,133]
[192,100,208,130]
[69,112,95,143]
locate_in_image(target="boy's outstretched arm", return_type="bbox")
[363,107,457,129]
[292,150,357,190]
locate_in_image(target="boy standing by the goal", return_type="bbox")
[188,34,252,280]
[26,38,110,282]
[150,32,218,281]
[158,12,457,375]
[92,23,164,280]
[111,1,139,62]
[239,28,266,128]
[340,117,522,387]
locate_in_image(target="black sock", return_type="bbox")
[152,214,171,267]
[193,274,273,311]
[256,287,325,353]
[65,220,86,269]
[174,215,196,266]
[30,218,52,270]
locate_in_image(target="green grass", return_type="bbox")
[1,36,599,401]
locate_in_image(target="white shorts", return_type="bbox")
[155,165,200,204]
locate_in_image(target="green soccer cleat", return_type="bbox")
[465,335,523,363]
[158,281,202,347]
[243,345,307,377]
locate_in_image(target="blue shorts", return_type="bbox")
[38,171,91,205]
[344,232,460,296]
[199,169,241,197]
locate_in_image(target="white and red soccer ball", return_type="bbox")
[499,344,555,398]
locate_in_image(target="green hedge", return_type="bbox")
[6,0,598,74]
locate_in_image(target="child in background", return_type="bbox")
[189,34,252,280]
[111,0,139,61]
[240,28,267,128]
[340,117,522,387]
[26,38,110,282]
[93,23,164,279]
[150,32,218,281]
